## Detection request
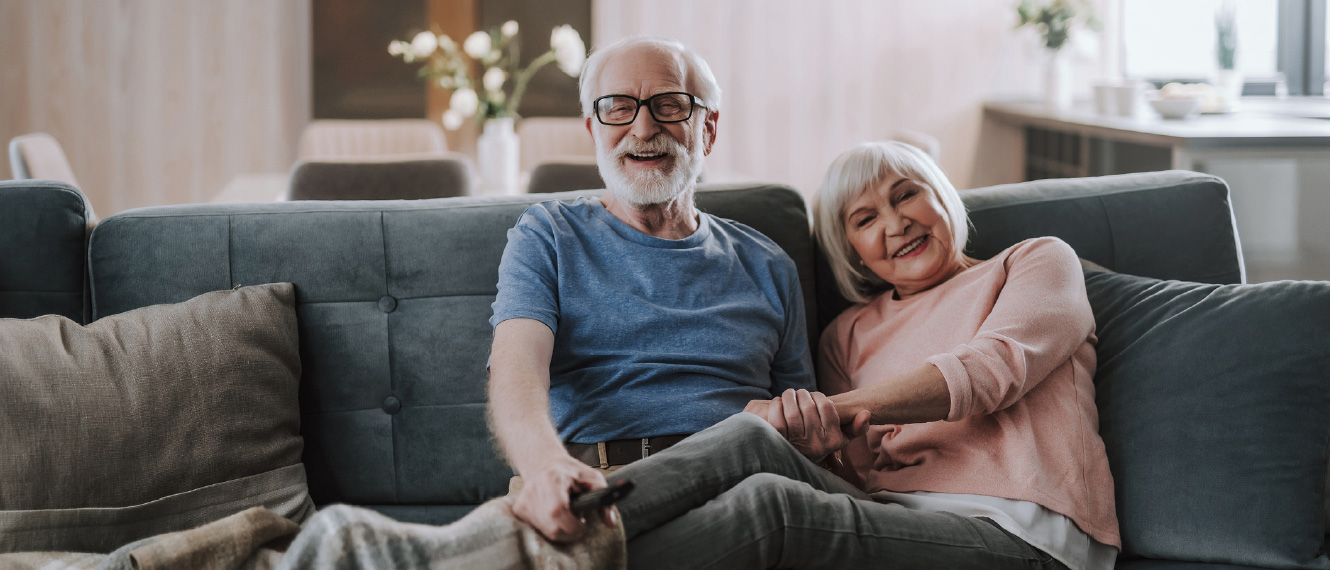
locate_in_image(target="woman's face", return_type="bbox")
[843,173,963,299]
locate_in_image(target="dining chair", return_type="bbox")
[287,156,476,201]
[8,133,80,187]
[297,119,451,160]
[526,157,606,194]
[516,117,595,173]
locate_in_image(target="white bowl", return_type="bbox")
[1148,96,1203,120]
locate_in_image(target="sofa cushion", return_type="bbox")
[0,283,312,553]
[1085,271,1330,569]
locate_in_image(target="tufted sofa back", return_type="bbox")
[85,183,815,524]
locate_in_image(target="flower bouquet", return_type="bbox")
[389,21,586,129]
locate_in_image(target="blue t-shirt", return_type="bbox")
[489,197,814,443]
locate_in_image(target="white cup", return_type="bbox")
[1111,81,1145,118]
[1093,83,1116,115]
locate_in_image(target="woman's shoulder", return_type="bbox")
[818,293,891,354]
[995,236,1078,268]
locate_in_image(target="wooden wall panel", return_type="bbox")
[0,1,31,181]
[428,0,480,156]
[0,0,311,216]
[592,0,1061,194]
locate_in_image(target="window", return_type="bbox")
[1123,0,1278,79]
[1121,0,1326,95]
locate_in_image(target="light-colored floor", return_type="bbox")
[1245,249,1330,283]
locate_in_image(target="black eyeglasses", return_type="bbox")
[593,92,706,126]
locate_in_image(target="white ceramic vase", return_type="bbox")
[478,117,520,196]
[1044,49,1073,111]
[1212,69,1243,113]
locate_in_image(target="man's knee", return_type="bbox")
[719,411,789,448]
[722,473,810,521]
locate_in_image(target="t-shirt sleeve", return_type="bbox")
[925,238,1095,421]
[768,258,816,395]
[489,208,560,334]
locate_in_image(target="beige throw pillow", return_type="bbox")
[0,283,312,553]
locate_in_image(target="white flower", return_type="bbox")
[442,109,465,131]
[410,31,438,58]
[450,87,479,117]
[437,34,456,52]
[501,20,519,38]
[464,31,492,59]
[483,67,507,91]
[550,25,586,76]
[388,40,409,57]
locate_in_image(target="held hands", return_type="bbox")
[743,389,871,463]
[511,454,617,543]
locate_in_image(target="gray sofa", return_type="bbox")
[2,170,1327,569]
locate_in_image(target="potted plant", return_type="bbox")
[1016,0,1101,110]
[1213,1,1241,112]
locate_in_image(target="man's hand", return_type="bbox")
[511,454,610,543]
[746,389,870,463]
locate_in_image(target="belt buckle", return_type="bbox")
[641,438,651,459]
[597,442,609,470]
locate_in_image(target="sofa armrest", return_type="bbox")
[962,170,1244,285]
[0,180,95,323]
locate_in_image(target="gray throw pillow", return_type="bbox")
[0,283,313,553]
[1085,271,1330,568]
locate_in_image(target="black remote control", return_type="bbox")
[570,480,635,515]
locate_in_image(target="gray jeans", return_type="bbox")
[609,413,1069,570]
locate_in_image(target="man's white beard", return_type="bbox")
[597,129,705,206]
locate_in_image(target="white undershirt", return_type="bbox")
[870,490,1119,570]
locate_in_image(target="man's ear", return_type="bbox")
[703,110,719,156]
[585,116,595,143]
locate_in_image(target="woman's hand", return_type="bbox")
[744,389,871,463]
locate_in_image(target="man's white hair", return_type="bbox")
[578,36,723,117]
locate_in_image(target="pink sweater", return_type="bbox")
[819,237,1120,548]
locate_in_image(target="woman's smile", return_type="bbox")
[892,235,930,259]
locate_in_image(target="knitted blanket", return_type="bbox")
[0,497,624,570]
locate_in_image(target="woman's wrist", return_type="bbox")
[829,393,865,425]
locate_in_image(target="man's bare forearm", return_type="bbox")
[488,372,567,476]
[487,318,570,476]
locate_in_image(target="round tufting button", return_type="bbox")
[378,295,397,313]
[382,396,402,415]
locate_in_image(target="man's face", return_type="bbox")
[587,47,718,206]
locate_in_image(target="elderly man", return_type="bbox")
[486,36,814,543]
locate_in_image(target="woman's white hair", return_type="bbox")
[813,141,970,304]
[578,36,723,118]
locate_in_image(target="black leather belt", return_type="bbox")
[566,435,690,469]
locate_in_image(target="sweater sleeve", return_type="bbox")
[816,314,855,397]
[925,238,1095,421]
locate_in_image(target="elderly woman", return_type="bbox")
[596,141,1120,570]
